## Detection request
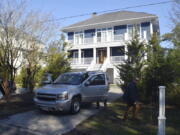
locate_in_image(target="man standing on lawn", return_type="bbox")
[122,77,141,121]
[0,78,5,96]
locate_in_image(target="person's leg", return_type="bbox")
[104,99,107,107]
[132,104,136,118]
[123,104,133,120]
[132,103,141,119]
[96,101,100,109]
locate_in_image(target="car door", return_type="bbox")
[81,74,108,102]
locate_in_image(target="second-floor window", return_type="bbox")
[75,32,83,45]
[114,25,127,41]
[97,28,107,43]
[68,32,74,44]
[84,29,95,44]
[141,22,151,40]
[107,28,113,42]
[97,28,113,43]
[128,24,140,39]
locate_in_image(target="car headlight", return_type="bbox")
[57,92,68,100]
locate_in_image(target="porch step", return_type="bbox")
[87,64,102,71]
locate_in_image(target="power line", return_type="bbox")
[46,0,174,22]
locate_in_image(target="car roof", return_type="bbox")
[64,71,105,76]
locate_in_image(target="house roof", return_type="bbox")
[62,11,158,32]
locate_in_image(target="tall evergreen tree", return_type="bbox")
[116,34,146,87]
[142,34,175,102]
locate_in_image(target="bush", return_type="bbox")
[16,66,45,88]
[16,67,28,88]
[46,52,71,81]
[166,83,180,107]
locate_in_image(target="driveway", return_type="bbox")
[0,85,123,135]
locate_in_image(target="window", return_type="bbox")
[97,29,107,43]
[114,25,127,40]
[68,32,74,44]
[101,29,107,42]
[128,25,134,39]
[69,50,78,58]
[110,46,125,56]
[68,32,74,40]
[84,29,95,44]
[88,74,106,85]
[128,24,141,39]
[54,74,83,85]
[96,28,111,43]
[97,29,101,43]
[73,51,78,58]
[136,24,141,36]
[75,32,83,44]
[107,28,113,42]
[84,29,95,38]
[141,22,151,40]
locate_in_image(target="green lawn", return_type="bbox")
[64,99,180,135]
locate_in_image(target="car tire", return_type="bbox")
[70,97,81,114]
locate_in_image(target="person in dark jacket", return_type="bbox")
[0,78,5,96]
[122,78,141,120]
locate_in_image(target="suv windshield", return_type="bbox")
[53,73,83,85]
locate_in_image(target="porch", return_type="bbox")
[69,46,126,66]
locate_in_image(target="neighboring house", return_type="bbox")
[0,27,45,75]
[62,11,160,83]
[15,40,45,74]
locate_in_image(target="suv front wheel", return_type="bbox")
[70,97,81,114]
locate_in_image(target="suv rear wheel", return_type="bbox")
[71,97,81,114]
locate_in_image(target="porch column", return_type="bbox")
[150,22,153,35]
[78,49,81,64]
[107,47,110,63]
[93,48,96,64]
[125,45,128,60]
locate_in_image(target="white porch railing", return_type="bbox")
[68,40,74,44]
[110,56,125,63]
[97,37,107,43]
[114,35,125,41]
[84,38,94,44]
[81,57,93,64]
[70,57,93,65]
[70,58,79,65]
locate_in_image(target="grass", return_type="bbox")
[0,93,179,135]
[0,93,35,119]
[63,99,180,135]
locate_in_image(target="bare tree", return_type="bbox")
[0,0,58,94]
[170,0,180,24]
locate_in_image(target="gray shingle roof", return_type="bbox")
[62,11,157,32]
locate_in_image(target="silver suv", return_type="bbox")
[34,71,109,114]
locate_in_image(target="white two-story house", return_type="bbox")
[62,11,159,83]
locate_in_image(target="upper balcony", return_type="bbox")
[66,22,153,48]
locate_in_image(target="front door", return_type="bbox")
[81,74,108,102]
[81,51,85,64]
[97,48,107,64]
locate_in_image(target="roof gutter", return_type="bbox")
[62,15,157,31]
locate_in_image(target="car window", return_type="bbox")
[88,74,106,85]
[81,73,89,83]
[54,74,83,85]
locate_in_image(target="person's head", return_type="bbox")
[133,77,139,83]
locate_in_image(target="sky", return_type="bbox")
[28,0,174,47]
